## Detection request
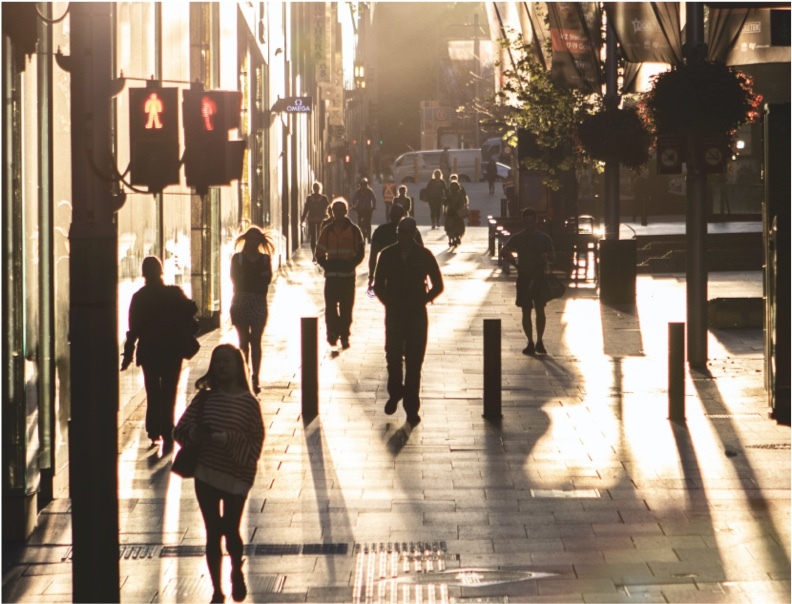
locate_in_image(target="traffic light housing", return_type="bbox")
[182,88,246,193]
[129,85,180,192]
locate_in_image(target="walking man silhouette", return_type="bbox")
[373,217,443,426]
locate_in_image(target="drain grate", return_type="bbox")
[160,545,206,557]
[121,545,156,559]
[65,542,350,560]
[255,543,302,556]
[303,542,348,555]
[746,443,791,450]
[62,545,159,561]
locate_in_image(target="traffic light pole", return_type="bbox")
[68,4,120,601]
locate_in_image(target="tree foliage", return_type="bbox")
[483,34,600,190]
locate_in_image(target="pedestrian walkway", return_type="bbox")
[3,219,789,604]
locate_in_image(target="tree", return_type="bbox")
[484,34,601,193]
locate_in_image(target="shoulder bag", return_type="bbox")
[171,393,207,478]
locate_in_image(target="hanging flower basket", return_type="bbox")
[643,62,762,138]
[577,106,652,170]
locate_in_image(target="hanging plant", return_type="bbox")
[577,106,653,170]
[642,62,762,138]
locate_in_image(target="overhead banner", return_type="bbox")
[311,2,331,83]
[548,2,602,94]
[709,8,791,66]
[606,2,682,65]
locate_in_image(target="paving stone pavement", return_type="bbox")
[3,194,789,603]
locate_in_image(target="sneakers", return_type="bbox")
[231,560,247,602]
[522,342,535,356]
[535,342,547,355]
[340,337,350,350]
[384,398,399,415]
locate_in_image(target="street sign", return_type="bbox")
[656,135,685,174]
[271,96,313,113]
[699,136,730,174]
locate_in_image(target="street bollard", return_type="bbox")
[483,319,502,419]
[668,322,685,423]
[302,317,318,420]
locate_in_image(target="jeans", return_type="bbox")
[141,357,182,441]
[385,306,428,417]
[324,276,356,341]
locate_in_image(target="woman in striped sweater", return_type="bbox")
[174,344,265,603]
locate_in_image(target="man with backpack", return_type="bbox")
[316,198,365,349]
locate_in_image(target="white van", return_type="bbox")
[391,149,483,184]
[482,137,504,162]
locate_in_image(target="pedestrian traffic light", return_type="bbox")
[129,84,181,192]
[182,87,246,193]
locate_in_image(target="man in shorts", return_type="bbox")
[501,208,555,355]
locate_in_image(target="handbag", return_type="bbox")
[171,440,200,478]
[171,393,207,478]
[543,270,566,301]
[181,332,201,360]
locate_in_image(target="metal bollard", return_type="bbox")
[301,317,318,420]
[668,322,685,422]
[483,319,502,419]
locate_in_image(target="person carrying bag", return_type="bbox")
[173,344,265,604]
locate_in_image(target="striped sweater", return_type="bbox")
[173,389,264,494]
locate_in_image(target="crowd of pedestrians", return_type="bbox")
[120,169,557,603]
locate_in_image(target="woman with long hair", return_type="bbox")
[173,344,265,603]
[230,226,275,394]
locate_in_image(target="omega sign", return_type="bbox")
[286,97,312,113]
[271,96,313,114]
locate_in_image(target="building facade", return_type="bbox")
[2,1,355,540]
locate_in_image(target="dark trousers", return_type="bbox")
[385,307,428,417]
[195,479,248,593]
[324,276,355,341]
[141,357,182,441]
[307,220,322,256]
[428,201,443,226]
